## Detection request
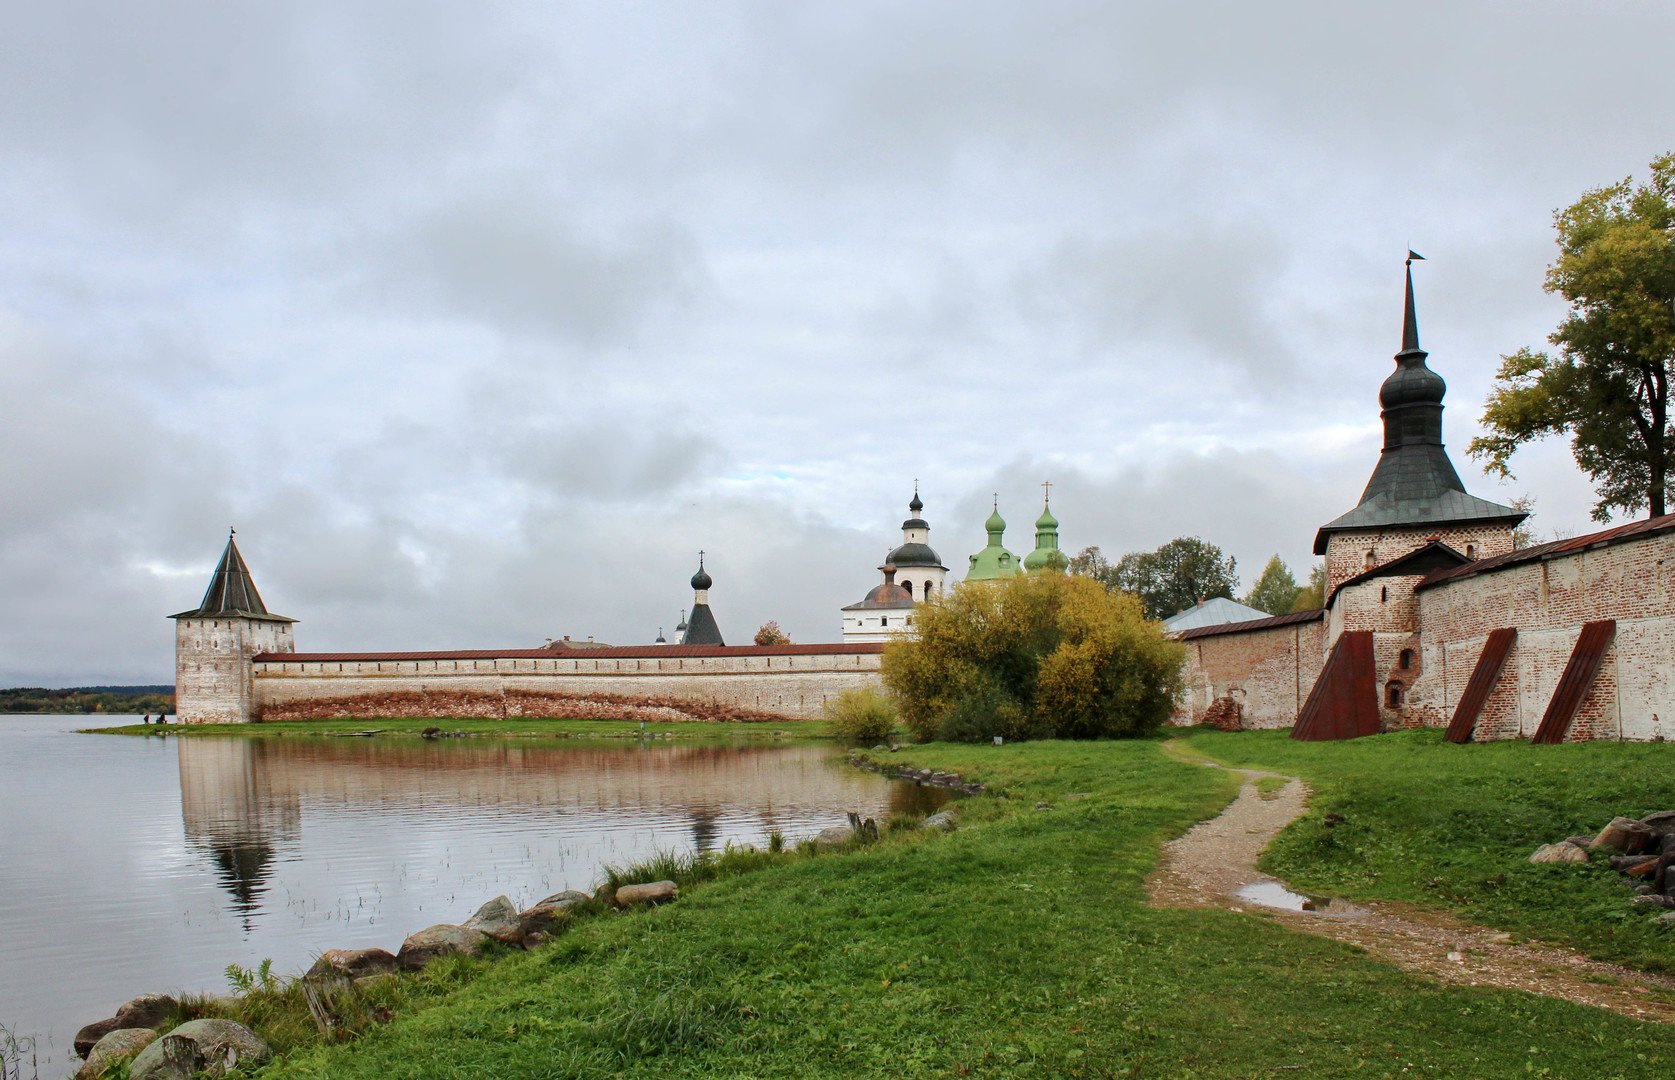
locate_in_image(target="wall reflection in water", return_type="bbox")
[177,737,948,924]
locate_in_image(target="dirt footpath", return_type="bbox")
[1147,746,1675,1022]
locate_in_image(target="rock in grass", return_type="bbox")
[1529,842,1589,864]
[923,810,956,832]
[74,994,180,1057]
[1639,810,1675,834]
[128,1018,270,1080]
[1659,911,1675,926]
[463,895,524,944]
[1564,835,1595,848]
[77,1028,156,1079]
[1591,817,1657,855]
[519,891,588,937]
[613,881,678,907]
[1630,894,1675,909]
[812,826,854,849]
[305,948,398,981]
[1609,855,1662,877]
[396,924,490,970]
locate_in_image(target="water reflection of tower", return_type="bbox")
[688,805,722,854]
[177,738,301,928]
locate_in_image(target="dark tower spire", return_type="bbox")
[1312,255,1524,554]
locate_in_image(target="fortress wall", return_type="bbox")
[1327,577,1429,729]
[1324,523,1515,595]
[251,651,884,722]
[1174,617,1325,730]
[175,617,295,724]
[1410,530,1675,741]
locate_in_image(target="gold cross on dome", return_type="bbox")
[1041,480,1053,505]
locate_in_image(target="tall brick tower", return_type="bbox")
[170,530,296,723]
[1313,257,1527,594]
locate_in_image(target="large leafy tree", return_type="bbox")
[1469,152,1675,520]
[1290,565,1327,612]
[1241,555,1302,615]
[1068,545,1119,589]
[1110,537,1237,620]
[882,573,1184,743]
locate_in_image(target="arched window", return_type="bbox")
[900,579,914,598]
[1399,649,1414,670]
[1386,683,1403,708]
[881,617,889,627]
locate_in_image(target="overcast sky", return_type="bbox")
[4,2,1672,686]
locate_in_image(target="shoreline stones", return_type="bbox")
[76,1028,157,1080]
[613,881,678,907]
[305,947,398,981]
[463,895,524,944]
[74,993,180,1057]
[128,1018,270,1080]
[396,924,491,970]
[1529,841,1589,864]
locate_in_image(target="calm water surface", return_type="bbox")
[0,716,942,1076]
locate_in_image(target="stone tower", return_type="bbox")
[680,553,725,646]
[886,486,949,601]
[1314,259,1526,594]
[171,531,296,724]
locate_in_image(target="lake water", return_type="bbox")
[0,716,942,1076]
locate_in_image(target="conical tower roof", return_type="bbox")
[1313,257,1525,554]
[170,531,295,622]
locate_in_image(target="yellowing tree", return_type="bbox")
[882,573,1184,743]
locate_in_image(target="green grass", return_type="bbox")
[1253,775,1288,800]
[83,716,827,742]
[1182,727,1675,972]
[235,736,1674,1079]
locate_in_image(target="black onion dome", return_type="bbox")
[909,491,924,513]
[690,562,712,591]
[886,541,943,567]
[1379,355,1446,408]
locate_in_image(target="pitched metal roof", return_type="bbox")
[1416,512,1675,592]
[1324,539,1472,606]
[1161,596,1271,632]
[255,642,886,662]
[1172,608,1324,642]
[170,532,296,623]
[1313,263,1524,554]
[681,602,725,646]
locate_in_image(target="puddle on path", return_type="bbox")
[1236,880,1340,913]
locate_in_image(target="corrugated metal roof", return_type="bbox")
[254,642,885,663]
[1416,512,1675,592]
[1162,597,1271,632]
[1172,608,1324,641]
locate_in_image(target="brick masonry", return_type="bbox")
[1177,524,1675,741]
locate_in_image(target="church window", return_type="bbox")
[1466,543,1477,558]
[1386,683,1404,708]
[901,580,914,597]
[882,617,889,627]
[1381,586,1388,603]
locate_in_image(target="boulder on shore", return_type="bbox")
[396,924,490,970]
[74,994,180,1057]
[127,1018,270,1080]
[305,948,398,981]
[923,810,957,832]
[1591,817,1657,855]
[812,826,854,849]
[519,891,589,938]
[1529,842,1589,865]
[1639,810,1675,835]
[77,1028,157,1079]
[613,881,678,907]
[463,895,524,945]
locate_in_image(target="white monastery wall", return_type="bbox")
[1410,530,1675,741]
[175,617,295,724]
[248,649,884,722]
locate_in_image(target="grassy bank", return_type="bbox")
[225,737,1674,1079]
[1182,728,1675,972]
[83,716,827,742]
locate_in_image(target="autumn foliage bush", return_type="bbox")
[823,687,898,746]
[882,572,1184,742]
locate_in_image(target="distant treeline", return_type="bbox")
[0,685,175,715]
